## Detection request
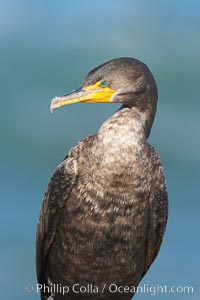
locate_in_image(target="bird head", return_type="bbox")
[50,57,158,137]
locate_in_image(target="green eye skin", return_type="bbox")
[100,80,108,87]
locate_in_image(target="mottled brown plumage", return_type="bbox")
[36,57,168,300]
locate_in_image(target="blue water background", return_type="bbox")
[0,0,200,299]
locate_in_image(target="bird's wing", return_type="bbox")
[143,148,168,275]
[36,156,77,286]
[36,135,95,287]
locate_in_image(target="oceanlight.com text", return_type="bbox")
[25,282,194,296]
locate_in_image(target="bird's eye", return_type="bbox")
[100,80,108,88]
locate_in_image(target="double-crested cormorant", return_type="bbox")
[36,57,168,300]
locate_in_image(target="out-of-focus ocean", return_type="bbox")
[0,1,199,299]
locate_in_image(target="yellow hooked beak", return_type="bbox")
[50,81,116,113]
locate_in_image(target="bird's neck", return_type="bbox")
[98,106,146,147]
[89,107,147,191]
[90,107,146,173]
